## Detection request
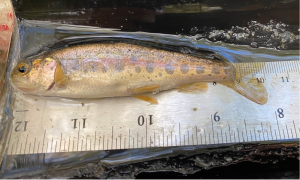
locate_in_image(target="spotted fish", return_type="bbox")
[10,43,268,104]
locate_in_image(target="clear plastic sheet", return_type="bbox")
[0,0,299,178]
[0,19,298,178]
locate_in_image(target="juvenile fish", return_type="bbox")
[10,43,268,104]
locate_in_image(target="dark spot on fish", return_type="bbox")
[115,61,124,72]
[165,64,174,74]
[146,62,155,73]
[102,65,108,73]
[191,73,194,76]
[90,65,98,72]
[196,65,205,74]
[180,64,189,74]
[130,73,132,77]
[208,74,212,76]
[212,65,220,74]
[159,73,162,77]
[193,108,197,111]
[135,66,141,73]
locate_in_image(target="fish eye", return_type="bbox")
[17,62,30,75]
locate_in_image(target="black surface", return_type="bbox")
[137,158,300,179]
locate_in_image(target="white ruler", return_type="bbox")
[7,60,300,155]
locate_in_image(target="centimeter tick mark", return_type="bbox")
[244,119,248,142]
[275,111,282,139]
[293,120,298,138]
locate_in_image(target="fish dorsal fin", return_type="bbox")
[133,94,158,104]
[177,82,208,94]
[131,84,160,94]
[54,61,69,88]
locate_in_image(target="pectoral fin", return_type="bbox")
[131,84,160,94]
[177,82,208,94]
[54,62,69,88]
[133,94,158,104]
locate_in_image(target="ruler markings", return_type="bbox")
[241,131,244,142]
[187,130,189,145]
[275,112,282,139]
[286,124,290,139]
[211,115,215,144]
[254,127,257,141]
[290,129,294,139]
[94,131,96,150]
[158,135,160,146]
[60,133,62,152]
[204,128,207,144]
[77,122,80,151]
[111,126,113,149]
[228,124,231,142]
[24,134,28,154]
[103,135,105,150]
[261,122,265,141]
[221,128,223,143]
[163,128,164,147]
[237,128,240,142]
[293,120,298,137]
[154,132,155,147]
[8,60,300,154]
[33,138,36,154]
[196,126,198,145]
[270,126,273,140]
[146,119,148,148]
[244,119,248,142]
[55,141,57,152]
[179,123,181,146]
[171,131,173,146]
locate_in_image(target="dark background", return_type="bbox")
[12,0,300,178]
[13,0,299,34]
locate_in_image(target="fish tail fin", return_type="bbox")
[222,77,268,105]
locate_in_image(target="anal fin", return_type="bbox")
[131,84,159,94]
[177,82,208,94]
[133,94,158,104]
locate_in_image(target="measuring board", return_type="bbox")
[7,60,300,155]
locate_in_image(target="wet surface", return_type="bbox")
[1,0,299,179]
